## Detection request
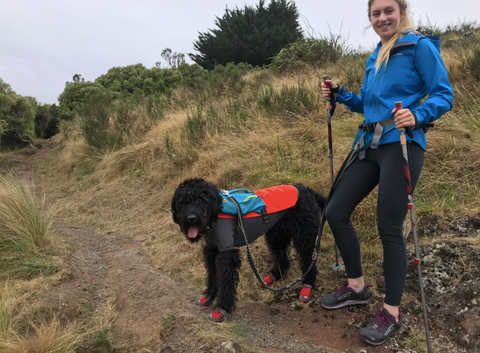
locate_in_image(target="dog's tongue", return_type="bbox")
[188,226,199,239]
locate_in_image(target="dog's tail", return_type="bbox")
[295,184,327,209]
[310,188,327,209]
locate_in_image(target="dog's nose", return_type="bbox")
[187,215,198,223]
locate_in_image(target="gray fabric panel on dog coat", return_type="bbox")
[204,210,288,252]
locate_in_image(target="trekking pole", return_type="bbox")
[322,75,344,272]
[395,101,432,353]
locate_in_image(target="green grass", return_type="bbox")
[89,328,117,353]
[225,322,246,339]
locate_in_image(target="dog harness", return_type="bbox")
[204,185,299,252]
[218,185,298,219]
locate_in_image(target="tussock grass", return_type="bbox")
[0,315,85,353]
[0,172,57,280]
[0,283,17,335]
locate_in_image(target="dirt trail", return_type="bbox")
[0,147,402,353]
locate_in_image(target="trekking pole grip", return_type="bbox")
[322,75,332,110]
[395,101,407,145]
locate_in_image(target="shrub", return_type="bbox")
[79,90,118,150]
[468,47,480,80]
[271,36,345,71]
[258,84,319,117]
[180,106,207,146]
[177,63,207,88]
[204,62,252,97]
[336,52,369,93]
[79,92,166,151]
[94,64,183,97]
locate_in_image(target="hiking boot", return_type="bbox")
[321,281,373,309]
[196,296,212,307]
[299,284,312,303]
[207,308,228,323]
[358,308,402,345]
[261,274,276,288]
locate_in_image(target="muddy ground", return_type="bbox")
[1,146,478,353]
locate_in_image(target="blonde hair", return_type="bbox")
[368,0,413,72]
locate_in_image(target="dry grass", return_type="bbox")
[0,172,59,280]
[0,315,85,353]
[0,172,53,248]
[0,282,17,334]
[1,280,86,351]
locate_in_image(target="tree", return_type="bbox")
[0,78,36,148]
[156,48,186,69]
[35,103,59,139]
[58,81,107,120]
[65,73,85,86]
[94,64,182,96]
[190,0,303,69]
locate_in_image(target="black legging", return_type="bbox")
[325,142,424,306]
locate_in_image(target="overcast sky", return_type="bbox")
[1,0,478,105]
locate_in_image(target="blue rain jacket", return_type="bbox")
[336,30,454,150]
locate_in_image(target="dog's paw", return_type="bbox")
[298,284,312,303]
[196,296,212,307]
[207,308,227,323]
[261,274,276,288]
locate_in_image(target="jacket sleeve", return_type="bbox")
[411,38,454,125]
[335,72,367,114]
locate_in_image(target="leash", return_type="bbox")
[221,189,324,293]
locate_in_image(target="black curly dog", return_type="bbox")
[171,178,327,322]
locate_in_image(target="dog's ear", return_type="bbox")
[171,189,180,224]
[209,185,223,224]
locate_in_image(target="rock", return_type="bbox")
[160,345,173,353]
[218,341,243,353]
[376,275,385,288]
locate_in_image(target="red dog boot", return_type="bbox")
[207,308,228,323]
[196,296,212,307]
[299,284,312,303]
[261,274,277,288]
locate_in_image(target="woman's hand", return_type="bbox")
[392,108,416,128]
[321,79,338,98]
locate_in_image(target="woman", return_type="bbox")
[320,0,453,346]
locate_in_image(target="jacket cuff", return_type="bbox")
[412,111,420,130]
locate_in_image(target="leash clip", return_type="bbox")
[220,189,230,197]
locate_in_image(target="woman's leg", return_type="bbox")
[325,154,380,280]
[376,143,424,315]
